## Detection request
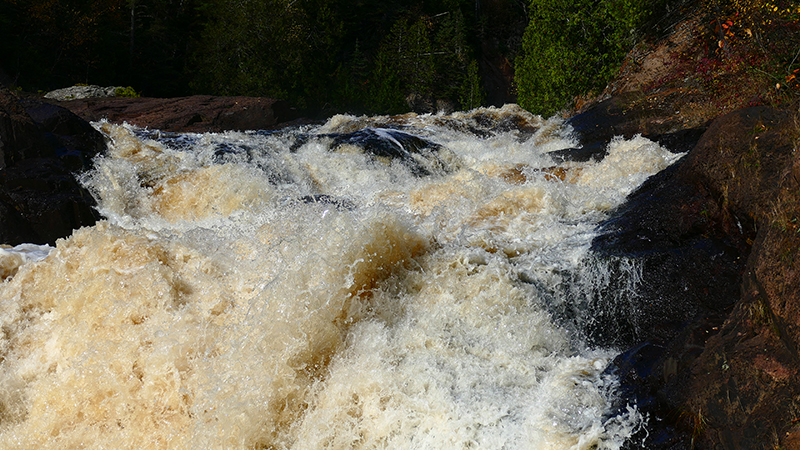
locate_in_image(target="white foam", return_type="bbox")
[0,107,683,449]
[0,244,53,280]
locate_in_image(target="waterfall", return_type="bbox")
[0,105,683,449]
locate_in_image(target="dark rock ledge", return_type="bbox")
[573,100,800,449]
[58,95,300,133]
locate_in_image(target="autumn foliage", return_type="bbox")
[702,0,800,92]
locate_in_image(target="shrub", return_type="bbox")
[114,86,140,98]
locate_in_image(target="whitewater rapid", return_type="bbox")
[0,105,682,449]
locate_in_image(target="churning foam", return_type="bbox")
[0,244,52,281]
[0,106,681,449]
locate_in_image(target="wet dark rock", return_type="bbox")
[0,85,103,245]
[330,128,439,158]
[331,128,447,176]
[293,127,449,176]
[589,159,745,347]
[605,343,691,450]
[350,129,427,152]
[56,95,299,133]
[563,93,710,162]
[648,126,708,154]
[298,195,355,211]
[590,106,800,449]
[567,94,648,144]
[546,142,608,162]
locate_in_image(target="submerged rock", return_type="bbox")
[328,128,448,176]
[293,127,453,176]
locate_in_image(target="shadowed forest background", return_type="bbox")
[1,0,798,117]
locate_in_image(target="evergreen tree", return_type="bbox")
[369,10,483,113]
[515,0,668,117]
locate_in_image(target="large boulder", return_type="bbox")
[58,95,299,133]
[660,106,800,449]
[0,87,52,168]
[589,106,800,449]
[0,86,103,245]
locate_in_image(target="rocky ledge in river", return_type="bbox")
[57,94,300,133]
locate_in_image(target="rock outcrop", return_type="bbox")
[57,95,299,133]
[581,104,800,449]
[550,92,709,164]
[0,86,103,245]
[662,106,800,449]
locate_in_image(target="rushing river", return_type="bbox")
[0,105,682,449]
